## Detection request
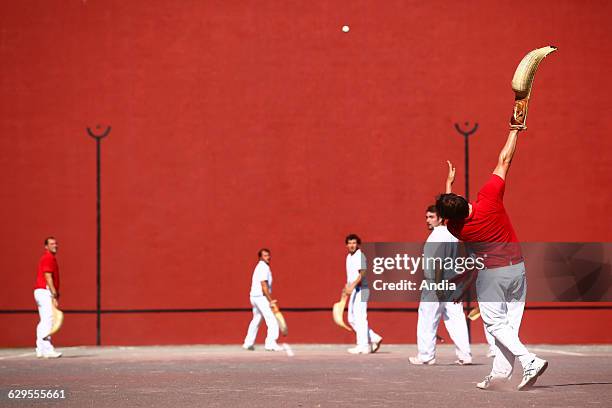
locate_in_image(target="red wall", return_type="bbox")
[1,0,611,346]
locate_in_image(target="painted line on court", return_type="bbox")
[282,343,295,357]
[0,352,35,360]
[531,347,587,356]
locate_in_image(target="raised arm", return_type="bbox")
[493,129,521,180]
[445,160,456,193]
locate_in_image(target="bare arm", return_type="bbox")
[493,129,520,180]
[452,270,478,304]
[434,243,448,300]
[445,160,456,193]
[343,270,365,296]
[44,272,59,307]
[434,264,444,300]
[260,281,276,306]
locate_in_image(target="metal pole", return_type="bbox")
[87,125,111,346]
[454,122,478,200]
[454,121,478,340]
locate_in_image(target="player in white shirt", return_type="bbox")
[242,248,283,352]
[409,206,472,365]
[343,234,383,354]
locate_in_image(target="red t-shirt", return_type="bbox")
[447,174,522,268]
[34,250,60,292]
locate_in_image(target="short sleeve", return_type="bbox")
[40,256,55,273]
[254,263,268,282]
[360,251,367,270]
[477,174,505,203]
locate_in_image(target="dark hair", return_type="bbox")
[44,236,56,246]
[436,194,469,220]
[345,234,361,245]
[426,205,438,215]
[258,248,271,258]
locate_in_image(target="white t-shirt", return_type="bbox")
[250,260,272,297]
[423,225,459,281]
[346,248,368,287]
[426,225,458,244]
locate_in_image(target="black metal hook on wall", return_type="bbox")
[87,125,111,140]
[454,122,478,139]
[453,122,478,201]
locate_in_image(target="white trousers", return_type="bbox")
[34,289,55,353]
[484,323,498,355]
[347,288,381,347]
[416,300,471,361]
[477,262,535,378]
[243,296,279,347]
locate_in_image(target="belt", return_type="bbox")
[485,257,524,269]
[508,257,524,266]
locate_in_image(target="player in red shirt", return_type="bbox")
[435,129,547,390]
[33,237,62,358]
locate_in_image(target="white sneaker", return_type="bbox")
[486,349,496,358]
[408,356,436,365]
[476,375,508,390]
[36,350,43,358]
[242,344,255,351]
[518,357,548,390]
[42,351,62,359]
[455,358,473,365]
[371,337,383,353]
[347,345,371,354]
[264,344,283,352]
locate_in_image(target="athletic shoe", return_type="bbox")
[42,351,62,359]
[476,375,508,390]
[455,358,473,365]
[518,357,548,390]
[36,350,43,358]
[408,356,436,365]
[347,346,371,354]
[242,344,255,351]
[486,349,496,358]
[371,337,383,353]
[264,344,284,352]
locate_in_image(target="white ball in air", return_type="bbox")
[342,25,350,33]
